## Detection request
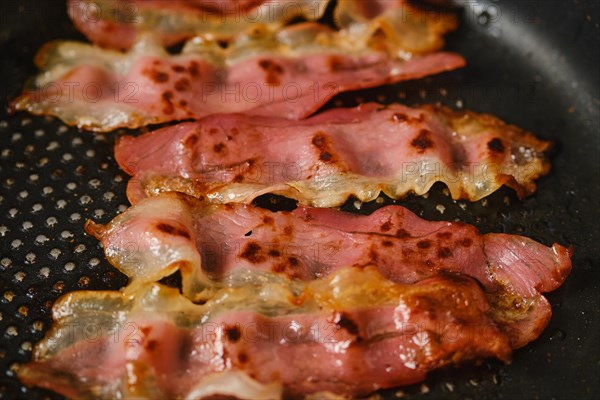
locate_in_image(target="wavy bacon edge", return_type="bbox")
[11,2,463,131]
[18,267,512,399]
[84,192,572,348]
[117,103,551,206]
[68,0,458,52]
[68,0,330,50]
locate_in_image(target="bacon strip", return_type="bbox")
[68,0,329,50]
[85,193,572,347]
[18,268,512,398]
[115,103,551,205]
[12,4,463,131]
[334,0,458,54]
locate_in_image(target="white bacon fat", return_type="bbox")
[86,192,572,348]
[13,2,463,131]
[115,103,552,205]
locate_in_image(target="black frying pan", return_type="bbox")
[0,0,598,399]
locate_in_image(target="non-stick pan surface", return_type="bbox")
[0,0,598,399]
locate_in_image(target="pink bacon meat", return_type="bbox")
[115,103,551,205]
[68,0,330,50]
[85,193,572,348]
[12,2,463,131]
[18,269,512,399]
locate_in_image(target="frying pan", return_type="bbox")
[0,0,598,399]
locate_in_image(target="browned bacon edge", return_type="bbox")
[68,0,331,49]
[12,2,463,131]
[85,192,572,348]
[114,103,551,206]
[18,269,512,399]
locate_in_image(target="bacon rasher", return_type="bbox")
[115,103,551,206]
[12,2,462,131]
[86,193,572,348]
[68,0,330,49]
[19,268,512,399]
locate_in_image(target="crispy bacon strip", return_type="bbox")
[115,103,551,205]
[12,4,463,131]
[18,268,512,398]
[68,0,456,52]
[334,0,457,55]
[68,0,329,49]
[85,193,572,347]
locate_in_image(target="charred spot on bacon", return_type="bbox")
[85,192,572,348]
[68,0,331,50]
[19,268,515,399]
[115,103,551,205]
[12,1,574,399]
[13,1,463,131]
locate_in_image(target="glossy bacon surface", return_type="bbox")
[115,103,551,205]
[68,0,329,49]
[13,3,462,131]
[86,193,572,347]
[18,268,512,399]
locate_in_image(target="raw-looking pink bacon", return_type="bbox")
[115,103,551,206]
[67,0,455,52]
[18,269,512,399]
[85,192,572,347]
[68,0,330,49]
[12,3,463,131]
